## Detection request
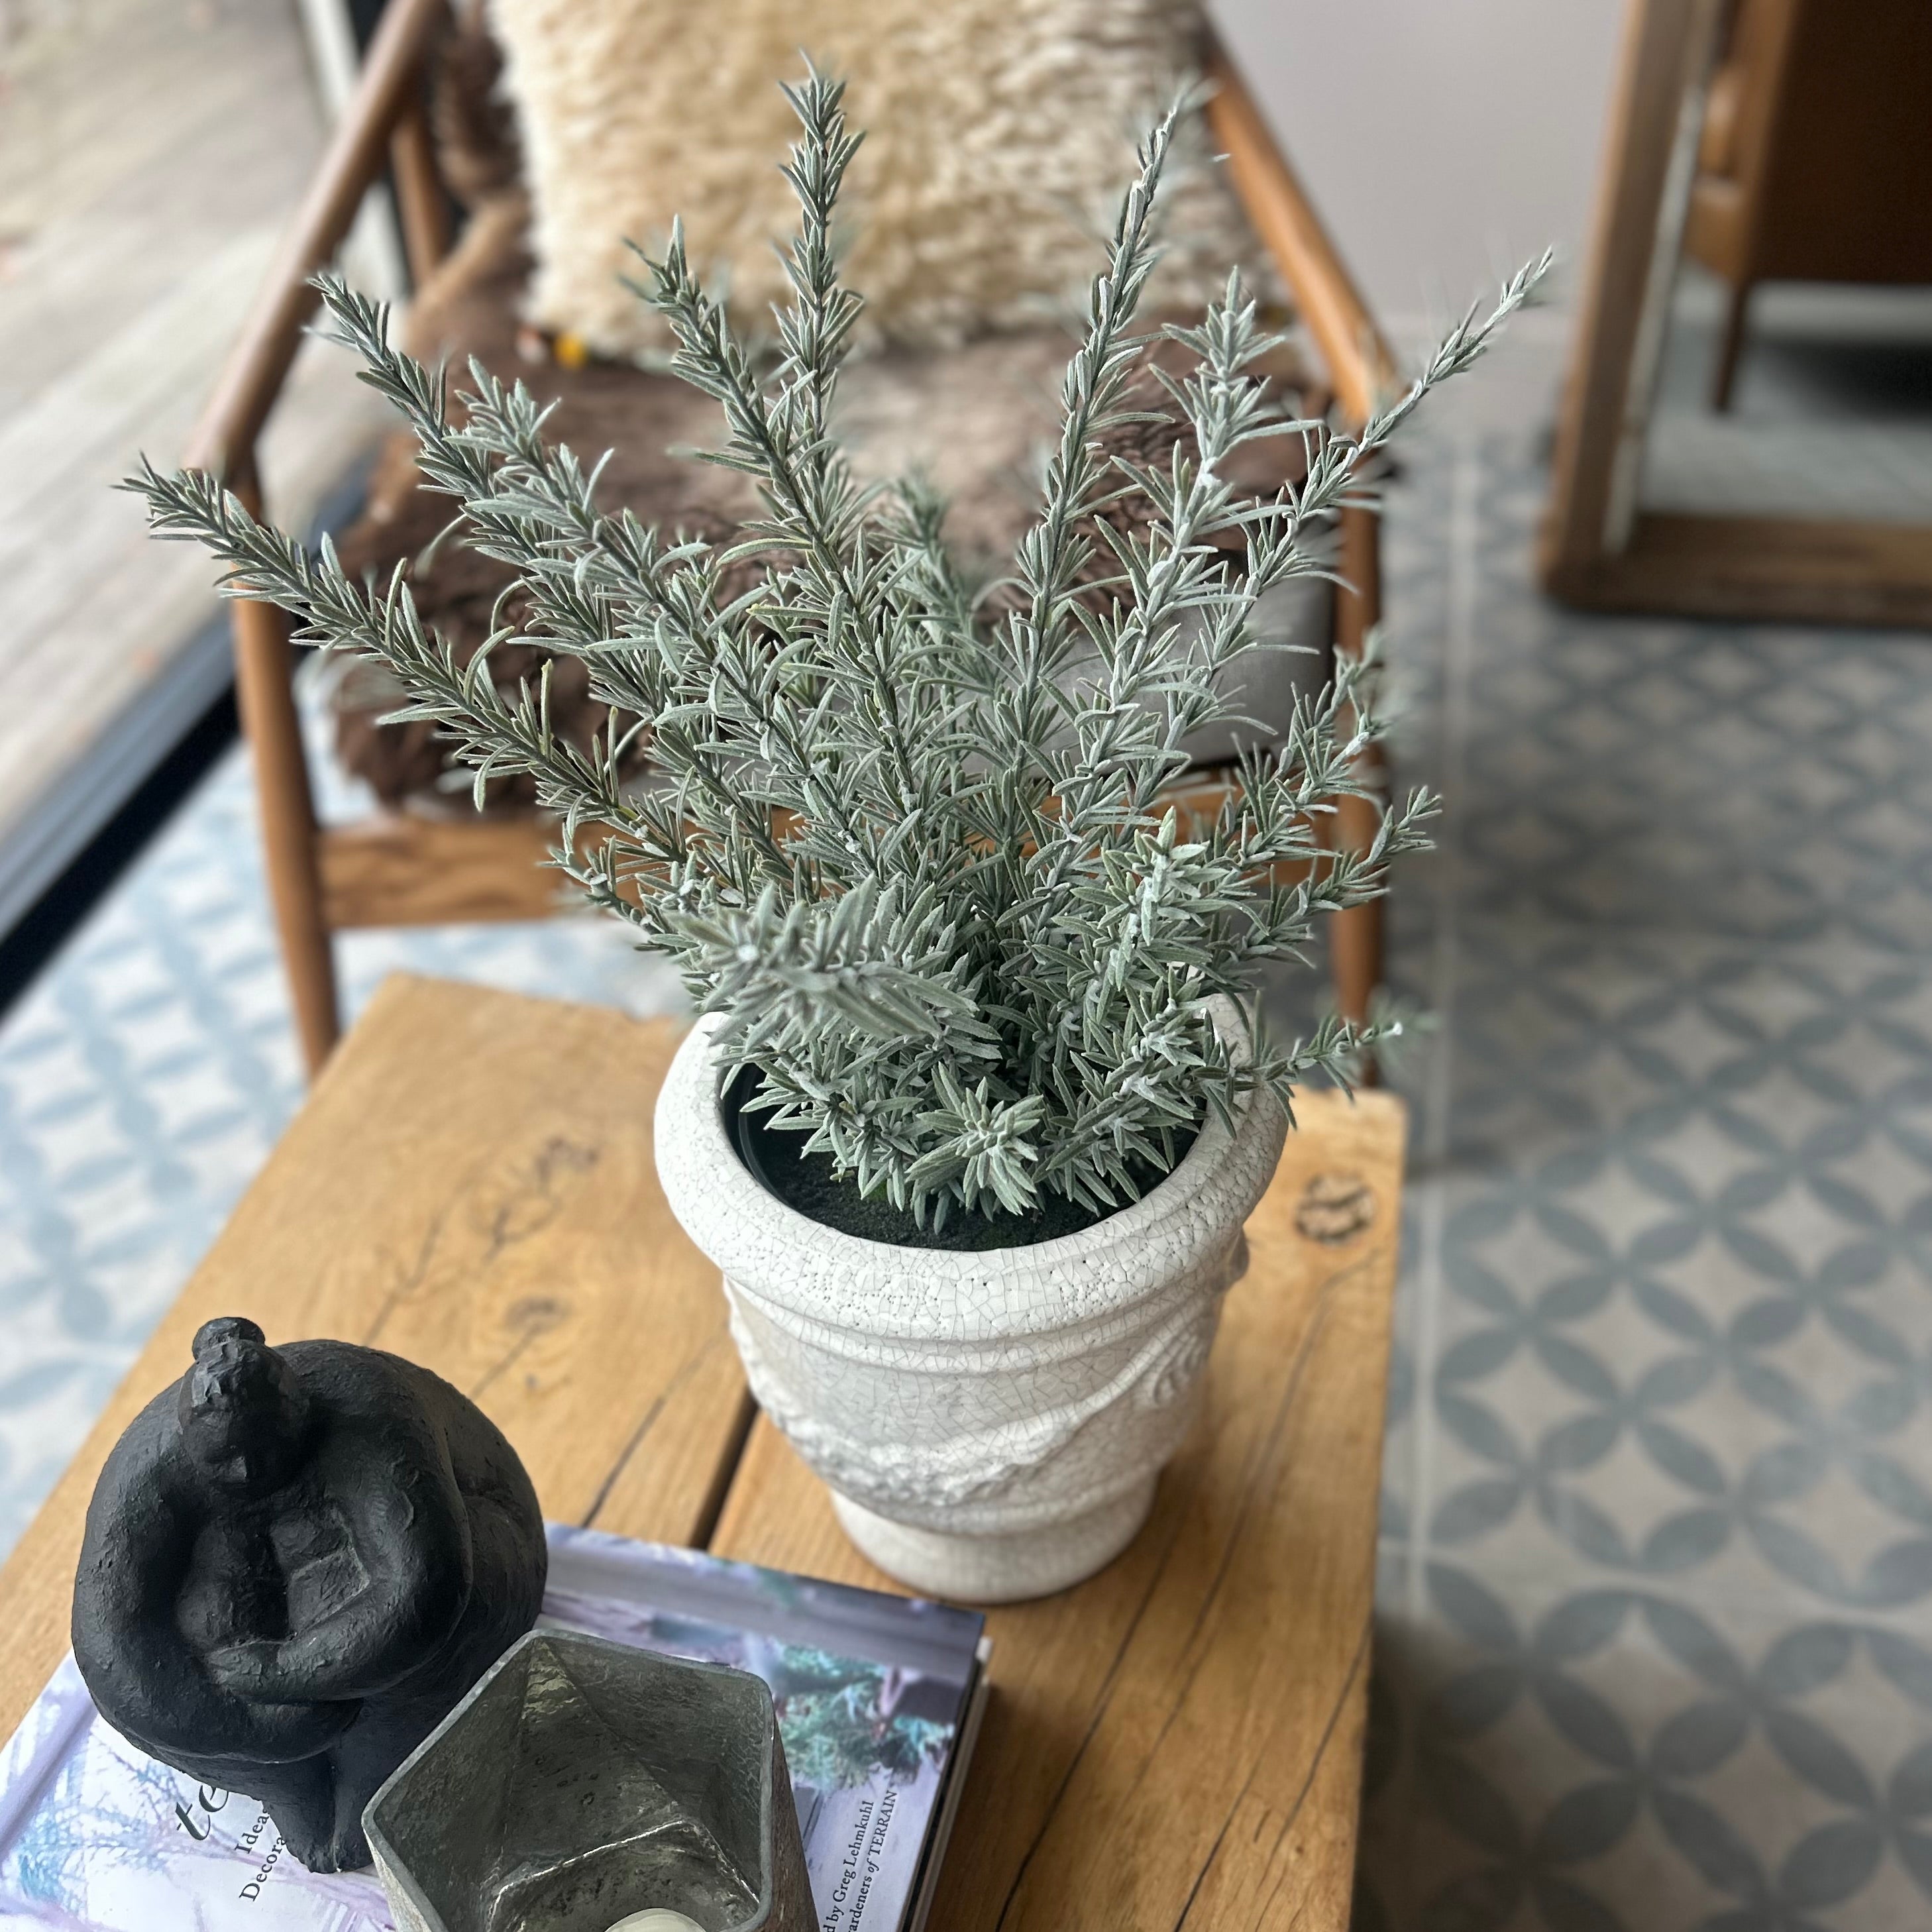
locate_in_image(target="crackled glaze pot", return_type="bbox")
[656,1000,1287,1603]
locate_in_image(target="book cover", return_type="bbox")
[0,1524,985,1932]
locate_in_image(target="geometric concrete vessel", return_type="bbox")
[365,1631,815,1932]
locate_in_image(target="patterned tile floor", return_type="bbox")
[3,347,1930,1930]
[1356,391,1932,1930]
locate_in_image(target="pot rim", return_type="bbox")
[655,994,1289,1339]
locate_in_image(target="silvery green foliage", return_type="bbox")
[133,70,1546,1229]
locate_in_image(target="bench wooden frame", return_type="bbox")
[0,974,1408,1931]
[190,0,1399,1077]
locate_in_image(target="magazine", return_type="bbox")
[0,1523,987,1932]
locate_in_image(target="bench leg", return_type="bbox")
[1711,279,1751,411]
[231,483,340,1077]
[1332,501,1387,1050]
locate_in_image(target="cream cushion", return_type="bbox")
[485,0,1275,358]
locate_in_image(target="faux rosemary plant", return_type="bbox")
[133,72,1544,1232]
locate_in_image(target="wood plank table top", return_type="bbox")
[0,974,1406,1931]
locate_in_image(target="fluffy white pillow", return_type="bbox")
[486,0,1274,358]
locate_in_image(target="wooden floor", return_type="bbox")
[0,0,391,924]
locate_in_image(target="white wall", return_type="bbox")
[1210,0,1628,335]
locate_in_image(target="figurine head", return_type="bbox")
[177,1317,312,1497]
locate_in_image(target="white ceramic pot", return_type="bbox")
[655,1001,1287,1602]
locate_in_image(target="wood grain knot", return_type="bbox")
[468,1296,573,1400]
[1295,1171,1376,1245]
[507,1295,569,1334]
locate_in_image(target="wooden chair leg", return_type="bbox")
[1329,831,1385,1024]
[1331,500,1387,1043]
[233,477,340,1078]
[390,81,452,288]
[1711,278,1751,411]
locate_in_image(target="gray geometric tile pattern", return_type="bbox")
[1360,396,1932,1931]
[2,355,1930,1929]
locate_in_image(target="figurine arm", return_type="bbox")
[73,1429,352,1764]
[248,1418,474,1701]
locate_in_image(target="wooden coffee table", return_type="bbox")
[0,975,1405,1931]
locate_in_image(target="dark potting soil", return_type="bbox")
[722,1069,1198,1253]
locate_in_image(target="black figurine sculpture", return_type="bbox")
[72,1316,548,1873]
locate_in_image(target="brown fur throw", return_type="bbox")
[327,4,1318,809]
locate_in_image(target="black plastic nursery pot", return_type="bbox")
[720,1067,1196,1254]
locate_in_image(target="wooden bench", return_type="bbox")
[0,973,1404,1930]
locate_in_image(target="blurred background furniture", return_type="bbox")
[1687,0,1932,411]
[1542,0,1932,628]
[195,0,1398,1077]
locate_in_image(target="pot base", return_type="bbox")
[830,1478,1157,1603]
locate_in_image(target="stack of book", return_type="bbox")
[0,1524,989,1932]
